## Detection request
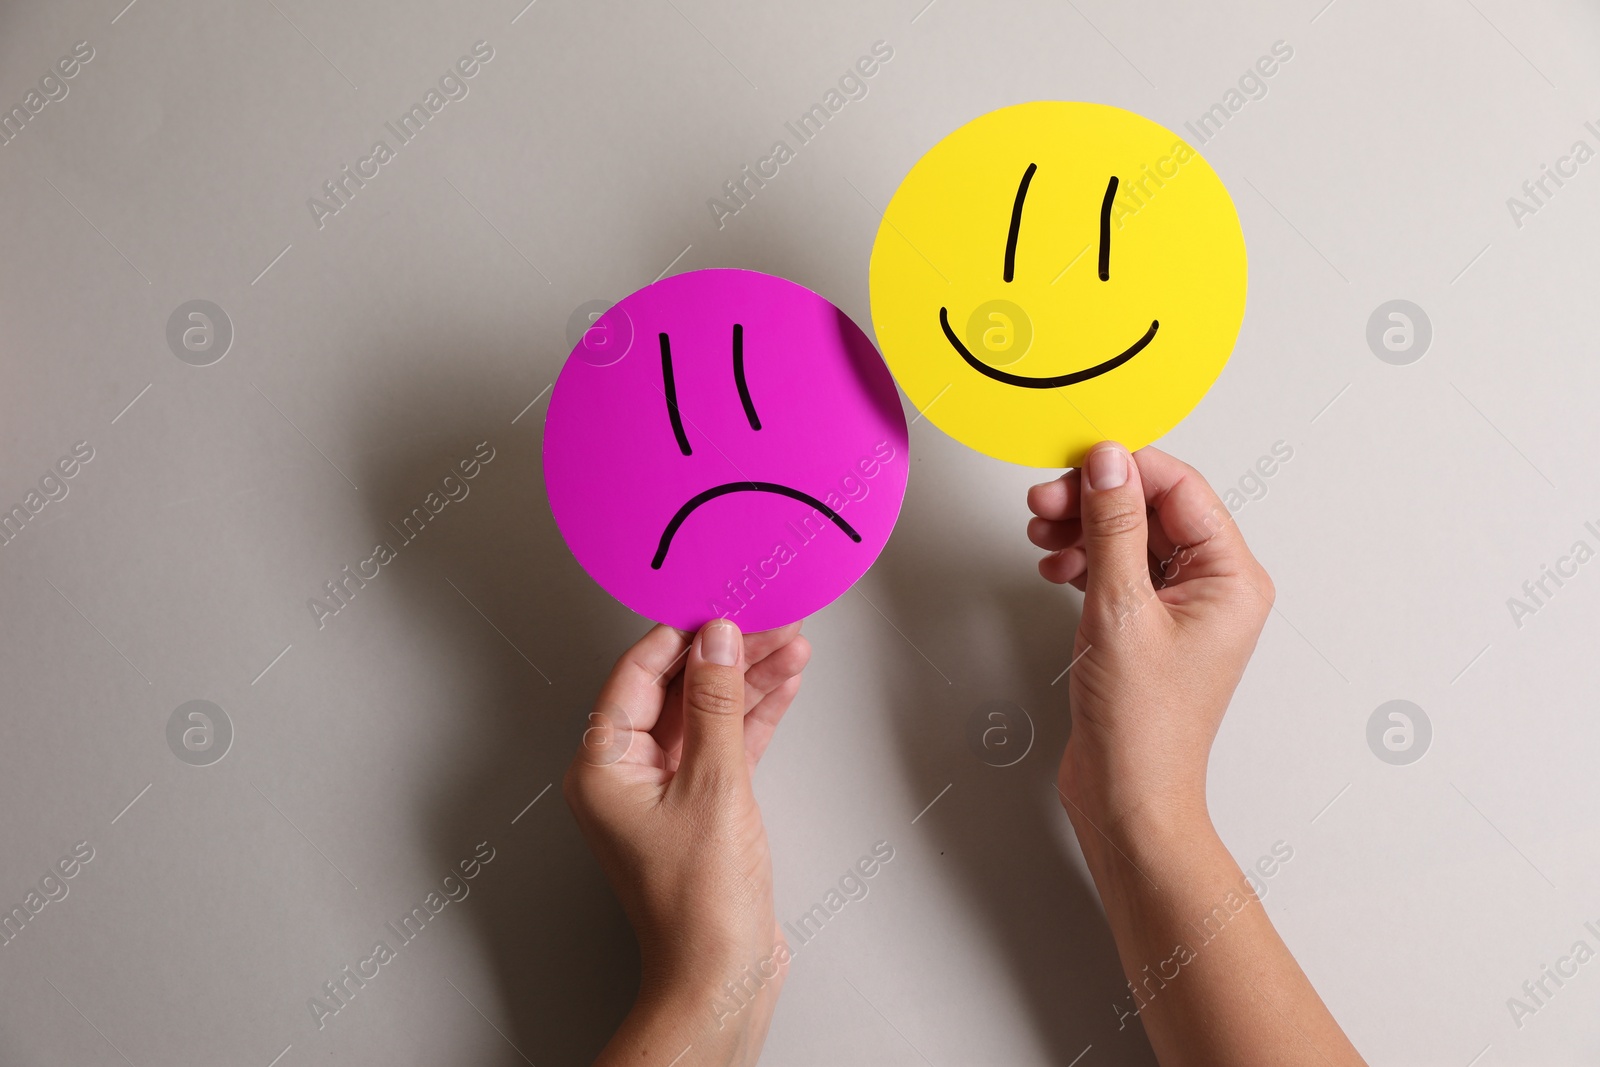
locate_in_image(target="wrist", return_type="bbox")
[605,944,785,1067]
[1058,776,1213,869]
[1058,735,1212,845]
[599,979,762,1067]
[635,929,783,1012]
[1065,798,1228,929]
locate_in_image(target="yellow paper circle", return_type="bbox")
[869,102,1247,468]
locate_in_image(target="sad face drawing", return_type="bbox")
[544,269,909,631]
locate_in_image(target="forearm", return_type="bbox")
[594,977,767,1067]
[1068,806,1365,1067]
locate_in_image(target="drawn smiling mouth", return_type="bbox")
[940,307,1159,389]
[939,161,1161,390]
[652,482,861,569]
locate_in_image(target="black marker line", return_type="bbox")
[652,482,861,569]
[1099,175,1119,281]
[732,323,760,430]
[1004,163,1038,283]
[659,332,692,456]
[939,306,1158,388]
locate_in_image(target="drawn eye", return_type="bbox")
[936,164,1158,390]
[660,325,762,457]
[658,332,692,456]
[1097,175,1118,281]
[1003,163,1036,283]
[733,323,760,431]
[1003,163,1119,282]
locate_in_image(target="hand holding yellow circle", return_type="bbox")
[868,102,1247,468]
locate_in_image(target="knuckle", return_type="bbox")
[686,676,742,716]
[1223,568,1274,626]
[561,764,588,808]
[1253,568,1277,615]
[690,767,744,811]
[1178,458,1210,490]
[1095,575,1158,633]
[1088,502,1144,538]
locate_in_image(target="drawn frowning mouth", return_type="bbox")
[652,482,860,570]
[651,326,861,570]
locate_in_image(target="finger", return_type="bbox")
[1144,517,1183,577]
[740,620,804,664]
[669,619,750,800]
[1132,447,1260,582]
[653,628,808,768]
[1035,509,1182,574]
[1039,547,1087,588]
[744,674,802,768]
[651,671,687,770]
[589,625,691,737]
[571,624,689,777]
[744,634,810,709]
[1079,441,1157,620]
[1027,517,1081,552]
[1027,469,1081,521]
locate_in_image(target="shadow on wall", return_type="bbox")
[333,216,878,1064]
[867,435,1161,1067]
[341,295,1159,1064]
[348,330,647,1066]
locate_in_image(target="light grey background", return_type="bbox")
[1,0,1596,1064]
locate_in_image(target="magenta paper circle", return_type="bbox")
[543,269,910,632]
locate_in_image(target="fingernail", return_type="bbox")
[1086,445,1128,490]
[702,620,739,666]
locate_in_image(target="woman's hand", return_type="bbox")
[565,619,809,1067]
[1027,443,1366,1067]
[1027,443,1275,837]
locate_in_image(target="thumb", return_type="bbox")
[1079,442,1156,627]
[672,619,749,796]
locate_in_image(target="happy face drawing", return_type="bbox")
[544,269,909,631]
[869,101,1248,468]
